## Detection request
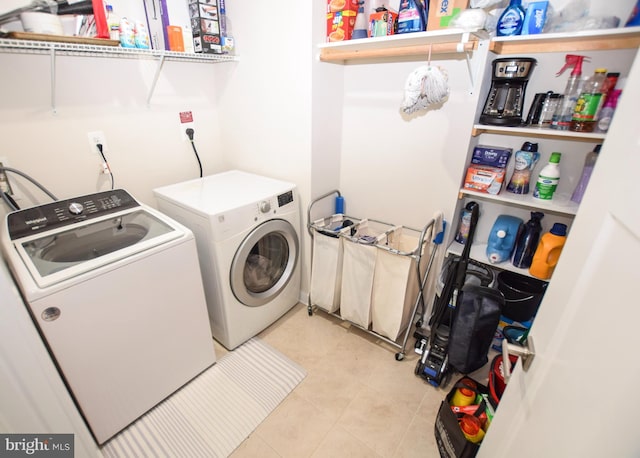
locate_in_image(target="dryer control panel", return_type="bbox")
[7,189,139,240]
[277,190,294,207]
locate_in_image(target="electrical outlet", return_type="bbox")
[179,111,195,142]
[87,131,108,155]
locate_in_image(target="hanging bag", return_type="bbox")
[448,285,504,374]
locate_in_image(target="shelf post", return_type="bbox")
[147,54,166,107]
[50,47,56,114]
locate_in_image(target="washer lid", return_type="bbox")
[11,207,182,289]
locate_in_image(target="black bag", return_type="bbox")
[434,376,489,458]
[448,285,504,374]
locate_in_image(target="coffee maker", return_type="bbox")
[479,58,537,126]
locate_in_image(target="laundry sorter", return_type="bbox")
[307,190,444,361]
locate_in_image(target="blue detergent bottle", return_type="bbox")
[511,211,544,268]
[497,0,525,36]
[487,214,524,264]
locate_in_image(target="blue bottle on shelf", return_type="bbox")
[497,0,525,37]
[511,211,544,268]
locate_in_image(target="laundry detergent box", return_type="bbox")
[427,0,469,31]
[471,145,513,169]
[326,0,359,42]
[188,0,222,54]
[463,164,506,195]
[369,8,398,37]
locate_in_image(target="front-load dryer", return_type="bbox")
[153,170,301,350]
[0,189,216,444]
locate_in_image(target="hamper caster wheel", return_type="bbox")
[395,352,404,361]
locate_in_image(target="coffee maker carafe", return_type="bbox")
[480,58,537,126]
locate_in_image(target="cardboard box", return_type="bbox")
[369,9,398,37]
[188,0,222,54]
[427,0,469,31]
[463,164,506,195]
[143,0,169,50]
[327,10,358,42]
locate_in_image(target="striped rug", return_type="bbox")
[101,338,306,457]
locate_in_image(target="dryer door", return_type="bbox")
[230,219,299,307]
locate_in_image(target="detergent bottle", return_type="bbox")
[460,414,485,443]
[529,223,567,280]
[533,152,561,201]
[486,215,524,264]
[506,141,540,195]
[550,54,588,130]
[511,211,544,268]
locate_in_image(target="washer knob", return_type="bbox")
[259,201,271,213]
[68,202,84,215]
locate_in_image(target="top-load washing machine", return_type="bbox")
[153,170,301,350]
[0,189,216,444]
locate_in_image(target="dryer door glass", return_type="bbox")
[231,219,299,307]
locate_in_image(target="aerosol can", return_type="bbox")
[550,54,589,130]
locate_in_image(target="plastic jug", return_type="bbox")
[487,215,523,264]
[529,223,567,279]
[511,211,544,268]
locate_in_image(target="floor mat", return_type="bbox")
[101,338,306,457]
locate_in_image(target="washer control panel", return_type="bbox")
[7,189,139,240]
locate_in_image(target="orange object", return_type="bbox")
[368,9,398,37]
[460,414,485,443]
[167,25,185,52]
[529,223,567,279]
[463,164,506,195]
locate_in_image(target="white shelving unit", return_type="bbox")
[0,37,237,111]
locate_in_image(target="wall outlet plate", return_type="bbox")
[87,131,108,155]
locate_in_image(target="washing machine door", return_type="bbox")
[230,219,299,307]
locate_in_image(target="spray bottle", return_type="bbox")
[550,54,589,130]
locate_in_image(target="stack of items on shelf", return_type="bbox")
[325,0,470,41]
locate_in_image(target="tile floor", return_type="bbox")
[219,303,448,458]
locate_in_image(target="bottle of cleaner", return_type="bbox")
[352,1,368,39]
[533,152,561,201]
[550,54,588,130]
[511,211,544,269]
[496,0,525,36]
[570,68,608,132]
[397,0,427,34]
[529,223,567,280]
[595,89,621,134]
[486,214,523,264]
[506,141,540,195]
[105,4,120,41]
[571,144,601,204]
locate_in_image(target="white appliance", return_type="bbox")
[0,189,216,444]
[153,170,301,350]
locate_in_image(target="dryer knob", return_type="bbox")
[68,202,84,215]
[259,201,271,213]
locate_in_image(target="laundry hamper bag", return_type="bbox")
[309,214,358,313]
[371,226,428,341]
[340,219,394,328]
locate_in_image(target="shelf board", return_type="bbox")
[489,26,640,54]
[0,38,237,63]
[318,29,479,62]
[459,189,579,216]
[471,124,606,142]
[447,241,546,279]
